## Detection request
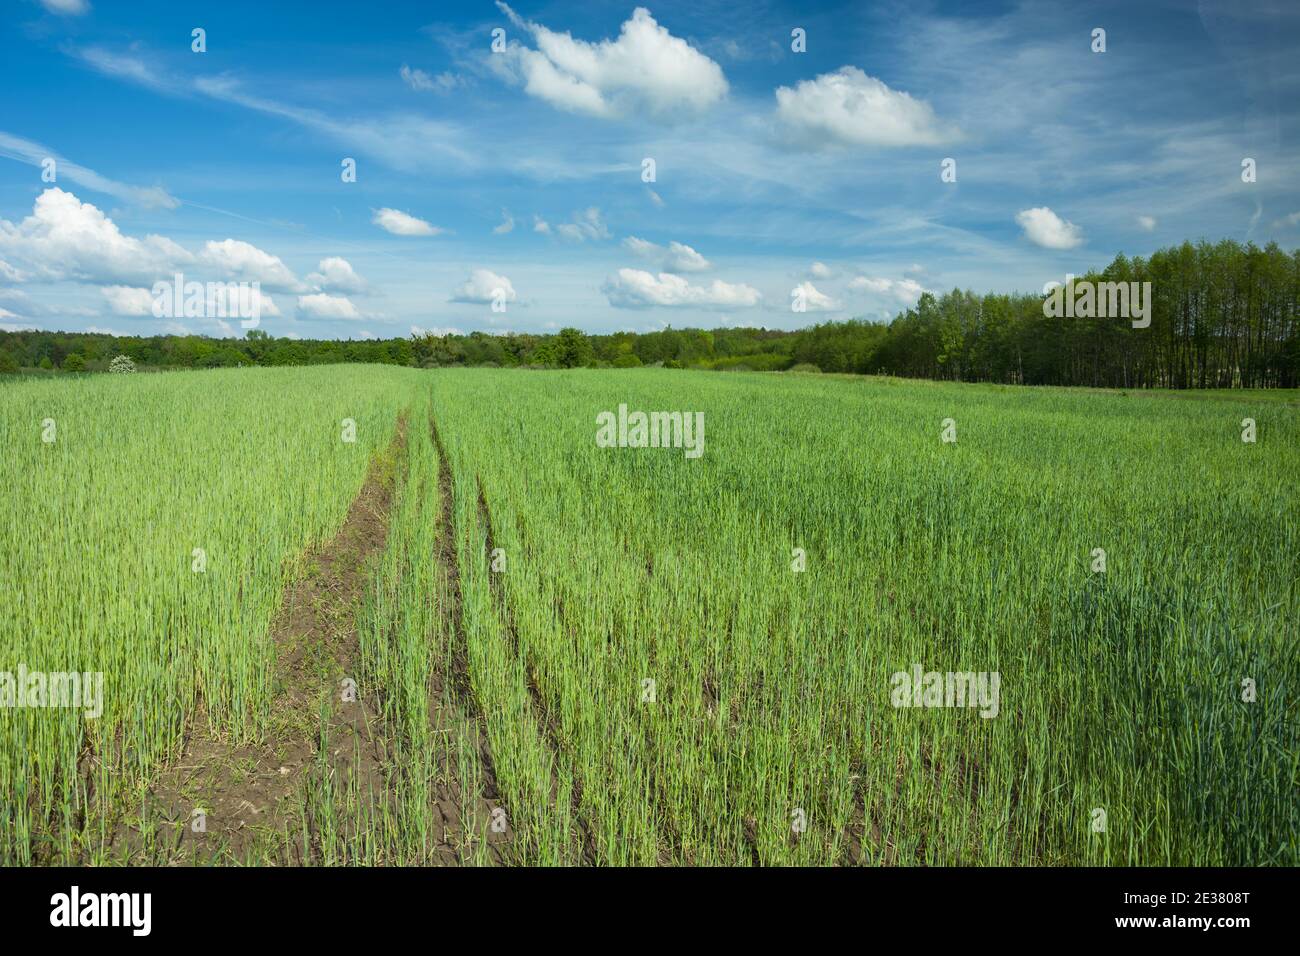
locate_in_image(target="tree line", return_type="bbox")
[2,239,1296,388]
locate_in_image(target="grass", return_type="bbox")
[425,367,1298,865]
[0,365,425,864]
[2,364,1295,865]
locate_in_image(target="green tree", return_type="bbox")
[554,327,593,368]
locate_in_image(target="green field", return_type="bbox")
[2,366,1296,865]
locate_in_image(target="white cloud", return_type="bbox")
[297,293,361,319]
[41,0,90,15]
[0,258,29,282]
[306,256,366,293]
[74,47,164,90]
[775,67,955,148]
[400,65,464,94]
[104,283,281,318]
[792,280,839,312]
[1015,206,1084,249]
[248,290,282,319]
[602,269,760,309]
[0,188,192,284]
[0,131,178,209]
[0,191,297,316]
[244,288,281,317]
[493,209,515,234]
[372,207,442,236]
[493,3,728,119]
[451,268,517,304]
[623,236,657,258]
[533,216,552,234]
[1137,215,1157,231]
[200,239,303,291]
[0,289,49,319]
[101,285,154,316]
[661,241,708,272]
[808,261,833,279]
[555,207,611,242]
[623,236,711,272]
[848,275,927,306]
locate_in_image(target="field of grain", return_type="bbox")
[2,366,1296,865]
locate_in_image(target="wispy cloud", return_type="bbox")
[0,131,178,209]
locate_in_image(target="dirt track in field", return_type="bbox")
[107,414,508,865]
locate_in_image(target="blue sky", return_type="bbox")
[1,0,1297,340]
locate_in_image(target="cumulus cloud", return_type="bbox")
[848,275,927,306]
[555,207,611,242]
[493,209,515,234]
[602,269,760,309]
[808,261,833,279]
[297,293,361,319]
[533,216,552,234]
[791,280,839,312]
[492,3,728,119]
[306,256,366,293]
[0,190,311,323]
[659,241,709,273]
[104,283,281,318]
[0,188,192,284]
[775,67,955,148]
[451,268,517,304]
[240,288,281,317]
[372,207,442,236]
[1016,207,1084,249]
[100,286,154,316]
[200,239,303,291]
[623,236,710,272]
[1137,215,1157,231]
